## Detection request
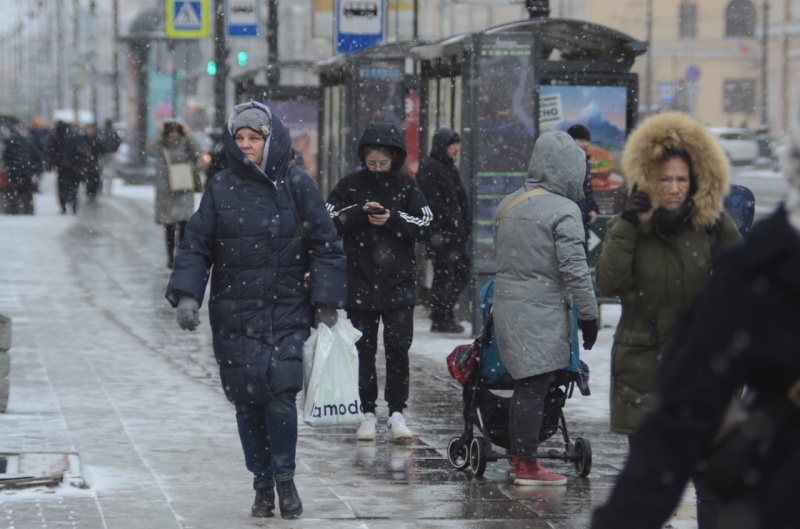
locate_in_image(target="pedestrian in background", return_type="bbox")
[166,101,346,520]
[595,112,742,526]
[493,131,598,486]
[80,124,105,203]
[566,124,600,237]
[48,121,83,215]
[2,122,36,215]
[592,116,800,529]
[29,117,50,193]
[99,119,121,194]
[417,129,472,334]
[146,120,201,269]
[326,123,432,442]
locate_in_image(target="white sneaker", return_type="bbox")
[386,412,413,440]
[356,412,377,441]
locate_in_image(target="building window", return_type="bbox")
[679,2,698,38]
[725,0,756,37]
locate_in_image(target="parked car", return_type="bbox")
[708,127,759,166]
[771,139,787,173]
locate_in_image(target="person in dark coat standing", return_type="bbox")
[2,123,36,215]
[80,124,105,203]
[566,125,600,235]
[417,129,472,333]
[48,121,83,215]
[592,120,800,529]
[326,123,433,442]
[166,101,347,520]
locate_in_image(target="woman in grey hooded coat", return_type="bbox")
[493,131,599,486]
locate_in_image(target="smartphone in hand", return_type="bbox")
[368,207,386,215]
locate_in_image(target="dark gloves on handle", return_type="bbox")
[578,319,598,350]
[314,305,339,328]
[176,296,200,331]
[620,184,652,226]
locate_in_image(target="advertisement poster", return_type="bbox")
[540,85,629,215]
[265,100,320,182]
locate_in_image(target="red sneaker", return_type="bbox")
[513,459,567,486]
[508,456,518,481]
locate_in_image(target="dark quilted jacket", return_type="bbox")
[166,103,347,404]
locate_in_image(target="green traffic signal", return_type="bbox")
[207,60,217,76]
[237,51,248,67]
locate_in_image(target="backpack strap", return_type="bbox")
[707,214,725,256]
[283,170,309,241]
[496,188,552,225]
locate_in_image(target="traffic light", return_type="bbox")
[207,60,217,76]
[237,51,248,68]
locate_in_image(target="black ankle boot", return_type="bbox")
[275,478,303,519]
[251,486,275,517]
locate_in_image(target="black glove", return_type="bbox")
[620,184,652,226]
[314,305,338,328]
[578,319,598,350]
[176,296,200,331]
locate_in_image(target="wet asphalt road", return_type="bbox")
[57,190,682,528]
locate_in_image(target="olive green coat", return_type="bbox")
[596,112,743,435]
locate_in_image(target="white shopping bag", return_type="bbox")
[302,317,363,427]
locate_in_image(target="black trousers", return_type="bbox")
[57,170,80,214]
[428,244,470,325]
[164,222,187,266]
[6,182,34,215]
[509,372,553,461]
[347,306,414,415]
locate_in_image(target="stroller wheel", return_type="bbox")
[574,437,592,477]
[447,437,470,470]
[469,437,488,477]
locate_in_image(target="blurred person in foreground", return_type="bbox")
[417,129,472,333]
[146,120,202,268]
[326,123,432,442]
[595,112,743,526]
[592,115,800,529]
[493,131,598,486]
[166,101,346,519]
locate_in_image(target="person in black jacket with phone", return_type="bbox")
[326,123,432,443]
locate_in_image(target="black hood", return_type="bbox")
[429,128,460,163]
[357,123,407,172]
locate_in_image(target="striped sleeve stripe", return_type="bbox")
[326,202,359,219]
[398,206,433,227]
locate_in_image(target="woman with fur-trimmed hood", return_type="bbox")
[596,112,742,438]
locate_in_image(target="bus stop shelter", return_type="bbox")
[409,18,648,331]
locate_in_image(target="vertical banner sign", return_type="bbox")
[336,0,385,53]
[166,0,210,39]
[227,0,260,37]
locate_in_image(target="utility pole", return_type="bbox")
[56,0,63,111]
[267,0,280,85]
[90,0,97,122]
[644,0,653,116]
[760,0,769,128]
[413,0,419,40]
[113,0,120,121]
[213,0,229,131]
[781,0,790,133]
[72,0,80,120]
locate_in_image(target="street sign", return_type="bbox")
[336,0,385,53]
[659,82,675,106]
[227,0,259,38]
[686,65,701,82]
[166,0,210,39]
[539,93,564,130]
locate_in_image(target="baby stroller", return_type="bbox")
[445,278,592,478]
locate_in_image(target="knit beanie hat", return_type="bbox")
[786,111,800,236]
[232,107,271,138]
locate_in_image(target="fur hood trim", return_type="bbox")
[622,112,729,230]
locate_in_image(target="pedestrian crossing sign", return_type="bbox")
[166,0,210,39]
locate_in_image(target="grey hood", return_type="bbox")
[526,131,586,202]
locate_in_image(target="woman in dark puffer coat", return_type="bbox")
[166,101,347,520]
